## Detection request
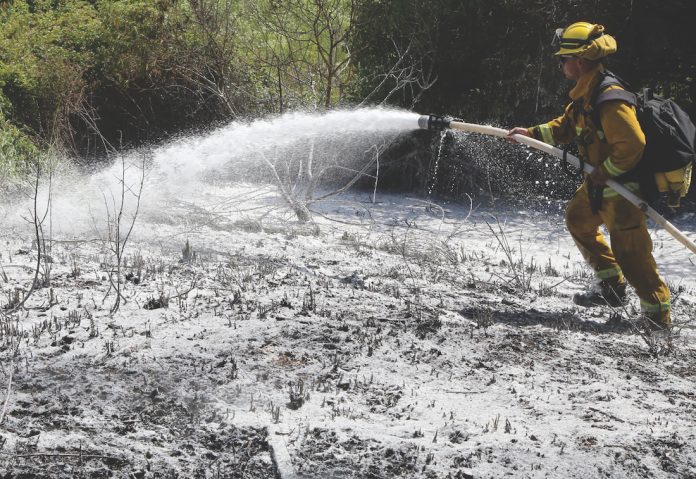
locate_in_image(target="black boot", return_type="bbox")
[573,280,627,308]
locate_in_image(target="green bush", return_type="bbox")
[1,0,693,202]
[0,110,38,178]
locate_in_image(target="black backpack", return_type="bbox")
[589,70,696,204]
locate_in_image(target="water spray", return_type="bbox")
[418,114,696,255]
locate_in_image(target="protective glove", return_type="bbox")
[506,127,530,144]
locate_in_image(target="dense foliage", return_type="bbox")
[0,0,694,199]
[354,0,696,125]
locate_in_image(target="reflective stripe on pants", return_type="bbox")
[565,182,671,323]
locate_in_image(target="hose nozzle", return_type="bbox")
[418,114,453,131]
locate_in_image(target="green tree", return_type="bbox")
[239,0,360,111]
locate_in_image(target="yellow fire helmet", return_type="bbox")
[553,22,617,60]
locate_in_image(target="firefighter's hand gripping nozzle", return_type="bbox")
[418,114,453,131]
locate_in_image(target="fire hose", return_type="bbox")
[417,114,696,256]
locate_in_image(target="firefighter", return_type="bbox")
[507,22,671,329]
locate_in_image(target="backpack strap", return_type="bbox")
[588,70,637,132]
[596,89,636,106]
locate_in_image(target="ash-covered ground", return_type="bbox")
[0,186,695,479]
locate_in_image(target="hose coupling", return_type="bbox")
[418,114,453,131]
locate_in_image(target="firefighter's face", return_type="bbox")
[560,55,582,81]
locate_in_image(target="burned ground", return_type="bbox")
[0,195,694,478]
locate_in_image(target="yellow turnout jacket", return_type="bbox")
[528,64,645,193]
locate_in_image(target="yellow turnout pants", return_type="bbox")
[566,182,671,323]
